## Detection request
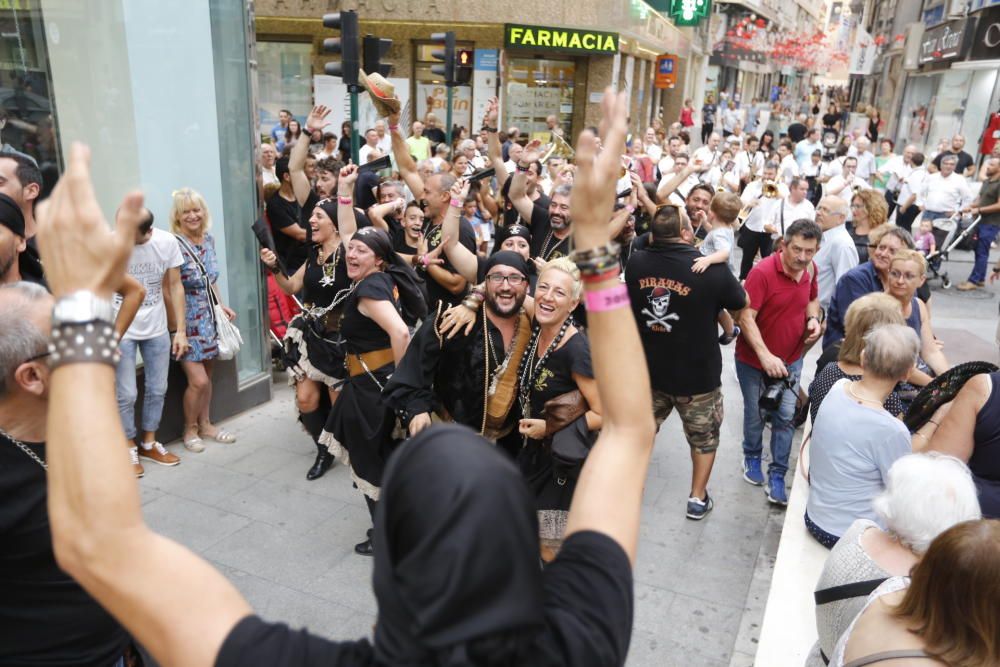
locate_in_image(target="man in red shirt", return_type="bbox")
[736,219,822,505]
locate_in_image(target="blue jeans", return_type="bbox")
[116,333,171,440]
[969,223,999,284]
[735,358,802,477]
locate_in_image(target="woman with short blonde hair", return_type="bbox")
[171,187,238,452]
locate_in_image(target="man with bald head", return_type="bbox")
[932,134,975,176]
[812,196,858,310]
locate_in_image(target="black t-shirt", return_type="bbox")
[979,178,1000,227]
[529,205,572,260]
[500,175,550,227]
[266,193,308,274]
[215,530,633,667]
[625,242,746,395]
[0,436,130,666]
[932,150,975,173]
[787,122,808,143]
[341,272,399,354]
[424,127,446,148]
[302,243,351,309]
[527,333,593,418]
[422,217,477,310]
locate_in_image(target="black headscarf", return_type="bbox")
[482,250,529,279]
[315,197,339,228]
[0,192,24,237]
[492,224,531,255]
[373,424,544,666]
[353,226,428,322]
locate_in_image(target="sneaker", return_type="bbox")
[956,281,982,291]
[718,325,741,345]
[138,441,180,467]
[130,446,145,478]
[686,493,714,520]
[742,456,764,486]
[766,471,788,506]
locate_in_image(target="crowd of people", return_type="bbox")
[1,77,999,667]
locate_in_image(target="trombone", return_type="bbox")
[541,132,575,164]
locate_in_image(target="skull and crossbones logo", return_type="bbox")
[641,287,680,331]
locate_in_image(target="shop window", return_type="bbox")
[504,57,575,142]
[414,41,474,139]
[926,69,973,153]
[256,41,312,140]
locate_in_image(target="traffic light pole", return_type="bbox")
[445,84,454,148]
[349,84,360,165]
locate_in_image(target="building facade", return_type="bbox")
[254,0,693,141]
[5,0,271,438]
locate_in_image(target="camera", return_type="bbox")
[759,366,797,412]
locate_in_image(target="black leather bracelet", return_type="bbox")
[48,321,121,369]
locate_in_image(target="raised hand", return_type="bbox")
[484,97,499,127]
[520,139,544,165]
[305,105,332,133]
[450,177,470,201]
[338,164,358,194]
[572,88,628,249]
[37,143,142,299]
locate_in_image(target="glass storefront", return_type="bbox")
[35,0,267,384]
[256,41,312,139]
[504,57,575,141]
[897,68,999,156]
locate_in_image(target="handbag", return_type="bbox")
[175,234,243,360]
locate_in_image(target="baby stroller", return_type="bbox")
[925,213,982,289]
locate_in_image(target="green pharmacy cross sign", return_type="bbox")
[668,0,710,26]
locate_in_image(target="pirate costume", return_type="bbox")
[384,251,533,458]
[319,227,427,555]
[281,199,353,480]
[517,323,595,556]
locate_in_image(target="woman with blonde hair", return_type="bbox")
[809,292,907,421]
[885,249,949,385]
[516,256,602,560]
[848,189,888,263]
[170,187,238,451]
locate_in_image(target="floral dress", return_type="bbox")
[177,233,219,362]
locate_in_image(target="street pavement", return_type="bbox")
[140,247,998,667]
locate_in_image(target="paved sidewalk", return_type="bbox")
[141,343,785,667]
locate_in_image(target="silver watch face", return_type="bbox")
[53,291,114,324]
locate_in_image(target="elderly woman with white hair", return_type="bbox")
[805,453,981,666]
[805,323,921,548]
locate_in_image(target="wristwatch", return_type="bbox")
[53,291,115,326]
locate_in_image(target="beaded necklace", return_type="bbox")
[517,318,570,419]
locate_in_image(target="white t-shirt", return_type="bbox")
[778,154,800,184]
[118,228,184,341]
[854,151,877,180]
[916,172,974,213]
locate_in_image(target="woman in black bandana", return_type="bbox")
[261,198,350,481]
[321,166,427,555]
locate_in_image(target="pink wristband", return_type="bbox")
[338,196,352,205]
[389,124,399,131]
[584,284,630,312]
[450,197,463,208]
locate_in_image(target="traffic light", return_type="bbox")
[363,35,392,77]
[456,49,473,85]
[430,31,456,84]
[322,11,359,86]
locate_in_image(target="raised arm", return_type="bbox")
[337,164,360,247]
[508,140,542,222]
[441,177,479,283]
[387,111,425,201]
[37,144,252,667]
[290,106,330,206]
[563,89,656,565]
[483,98,508,186]
[367,197,406,233]
[656,164,695,203]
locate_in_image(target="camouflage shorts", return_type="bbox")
[652,387,724,454]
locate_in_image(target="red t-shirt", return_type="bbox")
[680,107,694,127]
[735,253,817,370]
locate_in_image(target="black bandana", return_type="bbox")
[354,227,428,322]
[482,250,529,279]
[315,197,339,227]
[0,193,24,237]
[373,424,544,665]
[493,224,531,253]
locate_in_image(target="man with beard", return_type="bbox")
[384,251,532,457]
[508,137,573,261]
[0,149,44,285]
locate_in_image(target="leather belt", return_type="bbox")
[346,348,394,377]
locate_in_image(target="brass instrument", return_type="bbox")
[541,132,575,164]
[762,180,780,198]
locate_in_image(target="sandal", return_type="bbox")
[200,428,237,444]
[183,435,205,453]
